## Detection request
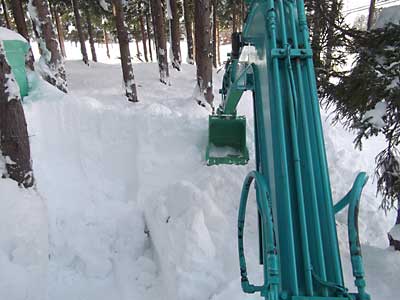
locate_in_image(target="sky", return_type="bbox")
[343,0,400,24]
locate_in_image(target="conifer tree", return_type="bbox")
[326,24,400,248]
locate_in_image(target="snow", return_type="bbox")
[0,150,6,176]
[0,179,48,300]
[389,224,400,241]
[4,73,22,101]
[98,0,111,12]
[208,144,242,158]
[167,0,173,20]
[0,27,27,43]
[362,101,387,129]
[375,5,400,28]
[1,41,399,300]
[0,41,22,101]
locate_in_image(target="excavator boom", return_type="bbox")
[208,1,371,300]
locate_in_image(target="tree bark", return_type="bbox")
[232,4,237,33]
[51,4,66,58]
[0,45,34,188]
[168,0,181,70]
[325,0,339,72]
[29,0,67,93]
[10,0,35,70]
[104,25,111,59]
[112,0,139,102]
[310,1,322,70]
[1,0,11,29]
[367,0,376,30]
[183,0,194,64]
[212,0,218,68]
[194,0,213,105]
[150,0,169,84]
[10,0,28,38]
[139,15,149,62]
[135,34,142,61]
[241,0,246,30]
[145,11,153,61]
[217,19,221,65]
[71,0,89,65]
[85,5,97,62]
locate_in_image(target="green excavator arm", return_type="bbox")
[208,1,372,300]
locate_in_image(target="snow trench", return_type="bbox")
[1,61,398,300]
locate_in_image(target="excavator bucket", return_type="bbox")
[206,115,249,166]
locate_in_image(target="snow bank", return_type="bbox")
[375,5,400,28]
[0,27,27,42]
[23,72,161,300]
[0,179,47,300]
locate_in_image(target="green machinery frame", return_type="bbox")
[210,1,371,299]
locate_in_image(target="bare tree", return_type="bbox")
[183,0,194,64]
[139,14,149,62]
[28,0,67,93]
[150,0,169,84]
[10,0,35,69]
[71,0,89,65]
[168,0,182,70]
[194,0,213,105]
[1,0,11,29]
[103,24,111,59]
[145,8,153,61]
[49,3,66,58]
[0,43,34,188]
[212,0,218,68]
[84,5,98,62]
[112,0,139,102]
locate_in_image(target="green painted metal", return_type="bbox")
[3,39,30,98]
[210,1,372,300]
[206,115,249,165]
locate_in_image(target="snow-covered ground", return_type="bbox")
[0,41,399,300]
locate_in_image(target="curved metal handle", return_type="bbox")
[334,172,371,300]
[238,171,280,298]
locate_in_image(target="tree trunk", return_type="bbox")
[1,0,10,29]
[10,0,35,70]
[367,0,376,30]
[145,11,153,61]
[85,5,97,62]
[388,204,400,251]
[150,0,169,84]
[0,45,34,188]
[183,0,194,64]
[212,0,218,68]
[71,0,89,65]
[232,5,237,33]
[28,0,67,93]
[168,0,181,70]
[325,0,339,72]
[135,35,142,61]
[104,26,111,59]
[51,5,66,58]
[310,2,322,70]
[194,0,213,105]
[112,0,138,102]
[10,0,28,39]
[139,15,149,62]
[217,19,221,65]
[241,0,246,30]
